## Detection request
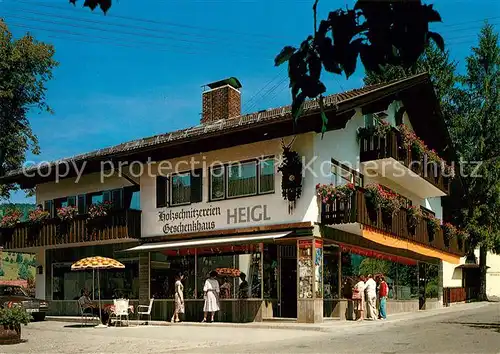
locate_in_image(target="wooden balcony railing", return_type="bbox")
[359,127,451,195]
[321,189,464,256]
[0,209,141,250]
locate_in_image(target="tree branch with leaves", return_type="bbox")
[274,0,444,132]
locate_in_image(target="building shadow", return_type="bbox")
[63,324,97,329]
[442,321,500,333]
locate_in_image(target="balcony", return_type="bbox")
[0,209,141,250]
[359,126,451,198]
[320,188,464,256]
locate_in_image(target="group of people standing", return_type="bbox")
[171,270,249,323]
[353,274,389,321]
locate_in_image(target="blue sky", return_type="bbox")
[1,0,499,203]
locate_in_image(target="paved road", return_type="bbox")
[5,302,500,353]
[206,302,500,354]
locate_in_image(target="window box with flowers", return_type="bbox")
[406,205,423,234]
[316,183,356,223]
[27,209,51,245]
[86,201,114,237]
[364,183,402,225]
[398,124,455,184]
[442,222,457,248]
[56,205,78,241]
[426,215,441,243]
[0,209,22,244]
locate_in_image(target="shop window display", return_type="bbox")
[49,245,139,300]
[340,251,419,300]
[298,241,313,299]
[196,245,262,299]
[150,253,196,299]
[323,245,340,299]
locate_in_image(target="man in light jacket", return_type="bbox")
[365,274,378,320]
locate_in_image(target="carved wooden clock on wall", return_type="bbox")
[278,138,303,214]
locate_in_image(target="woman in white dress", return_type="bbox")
[171,272,184,323]
[202,270,220,323]
[353,275,366,321]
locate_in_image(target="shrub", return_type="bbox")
[0,306,31,331]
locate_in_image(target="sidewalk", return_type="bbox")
[46,301,490,333]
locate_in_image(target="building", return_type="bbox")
[442,249,500,303]
[0,73,465,323]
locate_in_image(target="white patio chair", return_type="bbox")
[137,298,154,325]
[112,299,130,327]
[78,301,99,327]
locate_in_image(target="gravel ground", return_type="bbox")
[3,302,499,354]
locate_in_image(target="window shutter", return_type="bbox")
[156,176,168,208]
[67,196,77,207]
[44,200,53,217]
[77,195,86,214]
[191,169,203,203]
[103,191,111,203]
[111,189,123,209]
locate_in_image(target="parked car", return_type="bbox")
[0,285,48,321]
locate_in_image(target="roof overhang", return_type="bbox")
[0,73,452,188]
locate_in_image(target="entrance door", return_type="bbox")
[280,258,297,318]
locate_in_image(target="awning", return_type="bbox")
[455,264,488,269]
[338,242,418,266]
[123,231,291,252]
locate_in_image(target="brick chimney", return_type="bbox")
[201,77,242,124]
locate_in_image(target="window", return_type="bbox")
[124,186,140,210]
[67,196,76,207]
[210,166,225,201]
[170,169,203,206]
[227,161,257,198]
[259,158,275,194]
[331,159,363,187]
[91,193,103,205]
[171,173,191,206]
[156,170,203,208]
[209,158,275,201]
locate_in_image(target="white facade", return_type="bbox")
[34,100,444,240]
[443,249,500,300]
[141,134,319,238]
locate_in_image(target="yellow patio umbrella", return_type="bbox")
[71,256,125,328]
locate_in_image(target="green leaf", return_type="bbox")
[292,92,306,122]
[319,96,328,137]
[427,32,445,51]
[275,46,297,67]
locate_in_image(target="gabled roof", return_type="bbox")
[0,73,441,186]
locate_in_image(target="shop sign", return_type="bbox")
[158,204,272,235]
